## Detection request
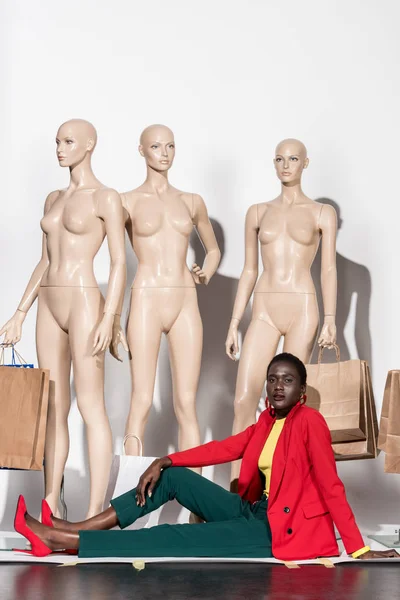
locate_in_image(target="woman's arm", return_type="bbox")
[93,189,126,356]
[225,204,259,360]
[318,204,337,347]
[191,194,221,285]
[0,191,57,344]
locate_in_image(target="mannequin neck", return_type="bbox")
[143,165,170,194]
[280,181,306,205]
[68,154,100,190]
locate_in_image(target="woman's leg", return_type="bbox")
[79,517,272,558]
[51,467,251,531]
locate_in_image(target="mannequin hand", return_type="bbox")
[136,457,172,507]
[318,319,337,348]
[225,323,239,361]
[110,324,129,362]
[191,263,209,285]
[357,549,399,559]
[92,313,114,356]
[0,311,26,346]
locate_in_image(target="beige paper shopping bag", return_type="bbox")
[332,363,378,461]
[0,348,50,470]
[378,370,400,473]
[306,345,366,443]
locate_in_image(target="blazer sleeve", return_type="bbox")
[303,410,365,555]
[168,424,257,468]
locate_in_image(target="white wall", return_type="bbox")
[1,0,399,532]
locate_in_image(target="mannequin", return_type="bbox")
[120,124,220,456]
[0,119,126,517]
[225,139,337,483]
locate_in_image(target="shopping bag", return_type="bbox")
[306,345,367,443]
[103,435,162,529]
[0,344,49,470]
[378,370,400,473]
[332,363,379,461]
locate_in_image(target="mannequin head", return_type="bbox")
[56,119,97,168]
[139,124,175,172]
[273,139,309,186]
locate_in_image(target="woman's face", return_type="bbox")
[266,360,305,416]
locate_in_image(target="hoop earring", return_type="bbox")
[300,394,307,405]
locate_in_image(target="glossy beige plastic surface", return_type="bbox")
[226,139,337,480]
[121,124,220,456]
[0,119,126,517]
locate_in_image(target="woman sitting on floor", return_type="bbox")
[15,353,398,561]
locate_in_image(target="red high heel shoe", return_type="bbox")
[41,499,78,556]
[41,499,53,528]
[14,495,52,557]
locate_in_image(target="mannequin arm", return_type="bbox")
[0,191,57,344]
[93,189,126,356]
[318,204,337,346]
[225,204,259,359]
[192,194,221,284]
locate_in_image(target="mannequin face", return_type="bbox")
[56,121,95,168]
[266,360,306,417]
[139,125,175,172]
[273,139,309,185]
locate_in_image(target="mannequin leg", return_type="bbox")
[283,295,319,363]
[36,295,72,517]
[167,291,202,454]
[230,319,280,484]
[69,289,112,518]
[125,291,162,455]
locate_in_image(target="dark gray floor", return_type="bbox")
[1,562,400,600]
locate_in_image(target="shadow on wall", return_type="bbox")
[311,198,373,373]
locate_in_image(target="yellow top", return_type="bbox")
[258,418,286,496]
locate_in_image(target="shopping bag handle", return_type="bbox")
[317,343,341,364]
[0,344,28,366]
[123,434,143,457]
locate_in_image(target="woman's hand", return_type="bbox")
[191,263,208,285]
[92,312,114,356]
[225,320,239,361]
[0,311,26,346]
[357,549,399,559]
[136,457,172,507]
[318,316,337,348]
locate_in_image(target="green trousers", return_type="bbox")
[79,467,272,558]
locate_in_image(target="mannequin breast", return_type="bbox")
[40,190,105,287]
[124,191,196,288]
[256,201,321,293]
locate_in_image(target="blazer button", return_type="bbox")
[283,507,290,513]
[287,528,293,534]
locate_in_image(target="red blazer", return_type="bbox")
[168,404,364,560]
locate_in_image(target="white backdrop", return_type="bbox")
[1,0,399,533]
